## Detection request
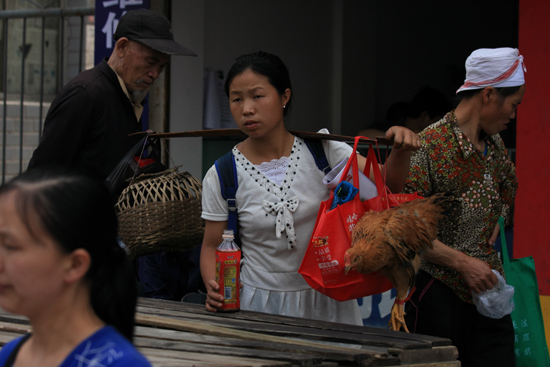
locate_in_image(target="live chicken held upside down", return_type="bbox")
[344,194,449,332]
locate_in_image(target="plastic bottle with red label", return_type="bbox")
[215,229,241,312]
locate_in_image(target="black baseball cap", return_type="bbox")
[114,9,197,56]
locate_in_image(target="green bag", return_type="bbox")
[499,217,550,367]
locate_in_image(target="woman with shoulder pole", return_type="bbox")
[200,51,420,325]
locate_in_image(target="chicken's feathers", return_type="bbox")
[349,194,449,278]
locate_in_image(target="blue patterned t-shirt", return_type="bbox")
[0,326,152,367]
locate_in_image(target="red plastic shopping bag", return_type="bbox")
[299,137,400,301]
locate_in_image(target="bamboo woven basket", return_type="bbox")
[115,167,204,258]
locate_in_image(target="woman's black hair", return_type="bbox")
[0,168,138,341]
[455,85,522,105]
[224,51,293,118]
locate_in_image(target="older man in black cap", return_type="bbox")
[27,9,196,181]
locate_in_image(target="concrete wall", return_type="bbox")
[168,1,205,178]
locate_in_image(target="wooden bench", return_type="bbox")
[0,297,460,366]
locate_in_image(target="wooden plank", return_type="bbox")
[0,321,31,334]
[135,312,378,365]
[136,300,441,350]
[145,359,209,367]
[144,355,281,367]
[0,312,29,326]
[136,304,423,353]
[134,336,317,366]
[138,298,451,347]
[136,299,458,365]
[140,346,293,367]
[134,326,379,363]
[399,363,461,367]
[144,355,287,367]
[388,346,459,365]
[136,327,396,364]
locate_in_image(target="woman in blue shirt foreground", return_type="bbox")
[0,168,151,366]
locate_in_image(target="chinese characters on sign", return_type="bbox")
[94,0,150,65]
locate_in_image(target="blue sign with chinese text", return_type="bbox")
[94,0,150,65]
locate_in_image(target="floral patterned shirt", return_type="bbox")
[402,111,518,303]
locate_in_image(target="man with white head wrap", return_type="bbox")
[402,47,525,367]
[457,47,526,93]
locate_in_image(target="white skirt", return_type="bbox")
[240,282,363,326]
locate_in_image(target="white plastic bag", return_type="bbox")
[323,157,378,201]
[316,127,377,201]
[472,269,515,319]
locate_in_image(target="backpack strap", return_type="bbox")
[214,151,240,245]
[304,139,331,174]
[214,139,331,246]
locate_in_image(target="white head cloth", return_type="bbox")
[456,47,526,94]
